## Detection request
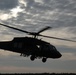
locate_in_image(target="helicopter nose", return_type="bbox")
[51,51,62,59]
[57,52,62,58]
[58,53,62,58]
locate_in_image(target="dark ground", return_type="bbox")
[0,73,76,75]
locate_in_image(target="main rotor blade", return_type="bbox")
[37,26,51,34]
[0,23,30,34]
[39,34,76,42]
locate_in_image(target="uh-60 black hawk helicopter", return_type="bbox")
[0,23,76,63]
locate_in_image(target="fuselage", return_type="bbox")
[0,37,62,59]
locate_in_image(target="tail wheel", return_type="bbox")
[30,55,35,61]
[42,58,47,63]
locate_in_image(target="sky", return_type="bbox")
[0,0,76,73]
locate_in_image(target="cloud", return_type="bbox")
[0,0,76,29]
[0,6,24,20]
[0,0,18,10]
[0,13,11,20]
[0,66,54,73]
[0,0,25,21]
[0,66,67,73]
[0,50,19,56]
[41,27,76,48]
[10,6,24,18]
[0,57,76,73]
[60,53,76,61]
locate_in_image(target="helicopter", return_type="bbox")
[0,23,76,63]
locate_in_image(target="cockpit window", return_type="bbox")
[53,46,56,50]
[14,42,23,48]
[48,44,57,51]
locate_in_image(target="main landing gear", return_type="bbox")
[30,55,47,63]
[20,54,47,63]
[42,58,47,63]
[30,55,35,61]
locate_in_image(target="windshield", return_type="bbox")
[49,44,57,51]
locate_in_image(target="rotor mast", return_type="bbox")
[30,26,51,38]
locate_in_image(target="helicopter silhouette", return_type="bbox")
[0,23,76,63]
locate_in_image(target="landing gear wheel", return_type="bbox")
[30,56,35,61]
[42,58,47,63]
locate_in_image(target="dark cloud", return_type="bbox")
[10,0,76,27]
[0,0,75,38]
[0,0,19,10]
[0,0,75,27]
